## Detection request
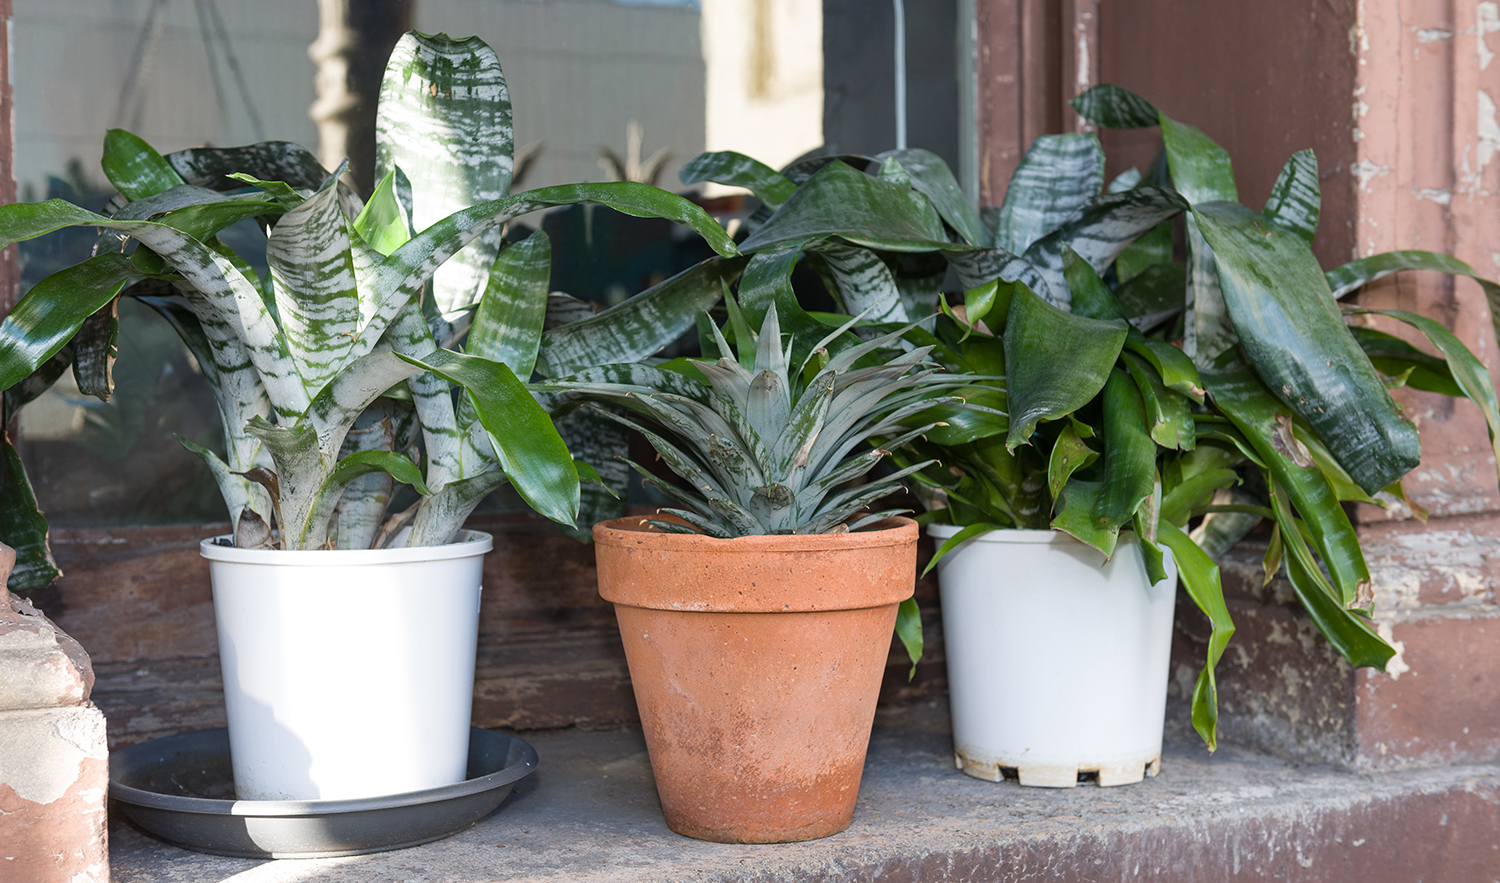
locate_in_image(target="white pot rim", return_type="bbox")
[926,524,1139,545]
[199,529,493,566]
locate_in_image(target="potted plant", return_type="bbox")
[679,86,1500,788]
[0,31,736,801]
[533,295,970,843]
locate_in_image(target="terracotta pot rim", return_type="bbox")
[593,515,917,551]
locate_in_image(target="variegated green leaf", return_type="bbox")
[264,169,361,397]
[301,450,429,550]
[1070,85,1161,129]
[1194,201,1419,494]
[1263,149,1320,243]
[403,348,579,526]
[467,230,551,378]
[879,147,989,247]
[808,240,907,322]
[167,141,329,192]
[408,471,512,547]
[536,256,742,377]
[738,160,949,254]
[1024,186,1188,306]
[992,133,1104,255]
[377,31,514,321]
[679,151,797,209]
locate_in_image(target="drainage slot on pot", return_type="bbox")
[998,766,1020,782]
[1076,770,1099,785]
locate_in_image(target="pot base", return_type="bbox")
[954,747,1162,787]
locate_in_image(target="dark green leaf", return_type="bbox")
[0,434,61,591]
[1193,201,1419,494]
[0,254,136,392]
[1070,85,1161,129]
[1003,283,1127,450]
[679,151,798,209]
[1094,369,1158,532]
[1115,221,1173,284]
[1262,150,1320,243]
[1046,420,1099,503]
[880,148,990,247]
[896,597,923,679]
[1270,484,1395,669]
[101,129,186,200]
[738,160,949,253]
[1158,520,1234,751]
[1202,359,1372,607]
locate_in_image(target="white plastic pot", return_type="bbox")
[928,525,1177,788]
[200,530,492,801]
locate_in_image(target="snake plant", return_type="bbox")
[534,295,970,537]
[680,89,1500,751]
[0,31,736,556]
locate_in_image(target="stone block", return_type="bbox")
[1,591,94,710]
[0,705,109,883]
[1172,523,1500,769]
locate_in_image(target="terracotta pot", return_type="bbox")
[593,515,917,843]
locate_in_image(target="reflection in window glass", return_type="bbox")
[6,0,865,527]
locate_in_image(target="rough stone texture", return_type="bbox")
[108,703,1500,882]
[1,589,95,710]
[1171,525,1500,770]
[0,706,109,883]
[1,550,109,882]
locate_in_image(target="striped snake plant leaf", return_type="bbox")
[807,240,908,323]
[1347,307,1500,488]
[1193,201,1420,495]
[737,160,950,254]
[551,407,630,541]
[332,406,401,550]
[1269,483,1395,669]
[263,168,363,397]
[300,450,430,550]
[70,300,118,400]
[406,470,513,548]
[992,133,1104,256]
[1070,84,1162,129]
[736,243,836,368]
[536,255,744,377]
[1002,281,1128,451]
[878,147,990,247]
[466,230,551,378]
[0,436,62,592]
[780,153,877,185]
[0,199,310,419]
[101,128,186,200]
[1325,249,1500,301]
[1262,150,1320,243]
[1202,358,1371,608]
[401,348,580,527]
[351,181,737,366]
[176,434,271,536]
[1157,519,1234,752]
[944,245,1049,297]
[679,151,797,210]
[304,350,426,467]
[1023,185,1189,308]
[377,31,514,323]
[242,418,323,548]
[166,141,329,192]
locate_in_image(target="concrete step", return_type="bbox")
[108,702,1500,882]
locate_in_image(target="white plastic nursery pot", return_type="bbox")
[929,525,1177,788]
[200,530,493,801]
